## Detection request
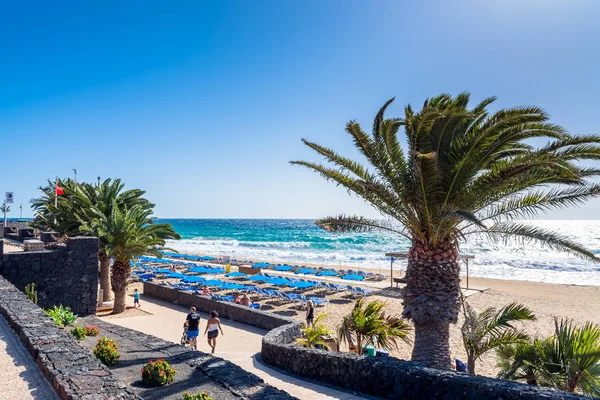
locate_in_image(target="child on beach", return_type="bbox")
[133,289,141,308]
[204,311,224,354]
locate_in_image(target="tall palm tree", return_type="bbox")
[461,301,536,374]
[83,205,179,313]
[291,93,600,369]
[31,178,154,302]
[337,298,411,355]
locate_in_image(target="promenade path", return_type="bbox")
[0,315,58,400]
[101,296,367,400]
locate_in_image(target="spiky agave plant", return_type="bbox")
[291,93,600,369]
[461,301,536,374]
[337,298,411,355]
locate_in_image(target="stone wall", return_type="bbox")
[144,281,294,330]
[0,275,138,400]
[0,237,99,316]
[145,283,592,400]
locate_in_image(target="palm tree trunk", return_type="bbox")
[111,260,131,314]
[467,354,475,374]
[99,253,113,302]
[403,240,461,370]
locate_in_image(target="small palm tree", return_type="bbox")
[497,341,544,386]
[461,301,536,374]
[534,318,600,397]
[291,94,600,368]
[0,203,10,214]
[84,205,180,313]
[296,314,331,349]
[338,298,411,355]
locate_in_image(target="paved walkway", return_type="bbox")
[0,315,58,400]
[101,296,367,400]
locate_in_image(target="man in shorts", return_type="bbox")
[185,307,201,350]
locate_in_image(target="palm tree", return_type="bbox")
[83,205,179,313]
[291,93,600,369]
[296,314,331,349]
[461,301,536,374]
[337,298,410,355]
[497,341,544,386]
[31,178,155,302]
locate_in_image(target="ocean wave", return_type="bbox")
[161,219,600,286]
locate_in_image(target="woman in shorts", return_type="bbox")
[204,311,224,353]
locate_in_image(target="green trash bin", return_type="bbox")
[365,345,376,357]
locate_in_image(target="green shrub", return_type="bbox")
[93,337,120,366]
[85,325,101,336]
[70,326,87,340]
[141,359,176,386]
[44,305,78,327]
[182,392,212,400]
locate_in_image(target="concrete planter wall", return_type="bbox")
[144,282,592,400]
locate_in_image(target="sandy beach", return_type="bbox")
[133,254,600,379]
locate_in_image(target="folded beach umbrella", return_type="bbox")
[181,276,205,283]
[246,275,269,282]
[225,272,247,278]
[273,265,293,272]
[268,277,291,286]
[202,279,225,286]
[317,270,338,277]
[341,274,364,281]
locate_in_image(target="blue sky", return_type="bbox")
[1,0,600,219]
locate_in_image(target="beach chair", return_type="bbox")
[249,303,261,310]
[310,297,328,307]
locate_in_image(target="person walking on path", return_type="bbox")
[204,311,224,354]
[185,307,201,350]
[305,300,315,328]
[133,289,141,308]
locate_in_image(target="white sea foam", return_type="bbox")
[166,220,600,286]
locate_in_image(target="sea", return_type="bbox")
[158,219,600,286]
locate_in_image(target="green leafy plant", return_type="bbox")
[25,283,38,304]
[497,318,600,397]
[461,301,536,374]
[70,326,87,340]
[93,336,120,366]
[291,94,600,368]
[338,298,411,355]
[141,359,176,386]
[182,392,212,400]
[497,341,544,386]
[44,305,78,327]
[296,314,331,349]
[85,325,101,336]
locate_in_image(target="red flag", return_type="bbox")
[56,184,64,195]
